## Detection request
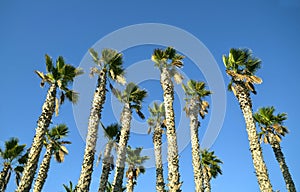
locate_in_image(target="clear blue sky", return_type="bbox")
[1,1,300,191]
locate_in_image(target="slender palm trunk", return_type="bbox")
[189,97,203,192]
[126,176,134,192]
[233,81,273,191]
[0,163,11,191]
[153,124,165,192]
[16,84,57,192]
[269,134,296,192]
[112,103,132,192]
[98,141,114,192]
[160,68,181,192]
[33,143,53,192]
[202,169,210,192]
[76,69,107,192]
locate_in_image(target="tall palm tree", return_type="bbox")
[16,55,82,192]
[254,107,296,192]
[201,149,222,192]
[147,102,166,192]
[182,80,211,192]
[76,48,125,192]
[151,47,184,192]
[222,48,273,191]
[111,82,147,192]
[125,146,149,192]
[98,123,121,192]
[0,138,27,191]
[33,124,71,192]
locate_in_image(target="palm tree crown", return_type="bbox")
[112,82,147,118]
[201,149,222,179]
[223,48,262,94]
[35,55,83,112]
[253,106,288,144]
[152,46,184,84]
[89,48,125,85]
[182,80,212,118]
[0,138,27,191]
[147,102,166,133]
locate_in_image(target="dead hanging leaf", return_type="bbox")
[60,145,69,154]
[116,75,126,85]
[147,127,152,134]
[40,80,45,88]
[249,75,263,84]
[58,150,65,162]
[173,72,183,84]
[172,60,183,68]
[55,98,59,116]
[231,85,237,96]
[264,136,269,144]
[109,69,115,79]
[273,124,282,134]
[89,67,100,78]
[275,135,282,143]
[57,80,62,88]
[202,101,209,108]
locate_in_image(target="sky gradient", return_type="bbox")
[1,1,300,191]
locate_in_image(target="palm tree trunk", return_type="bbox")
[33,143,53,192]
[233,81,273,192]
[0,163,11,191]
[112,103,132,192]
[160,68,181,192]
[76,69,107,192]
[126,176,134,192]
[153,124,165,192]
[189,97,203,192]
[270,135,296,192]
[202,169,210,192]
[98,141,114,192]
[16,84,57,192]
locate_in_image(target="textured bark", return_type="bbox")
[98,141,114,192]
[126,176,134,192]
[269,134,296,192]
[153,124,165,192]
[202,168,210,192]
[188,97,203,192]
[160,68,181,192]
[112,103,132,192]
[76,69,107,192]
[33,143,53,192]
[234,81,273,192]
[16,84,57,192]
[0,163,11,191]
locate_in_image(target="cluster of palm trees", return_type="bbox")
[0,47,296,192]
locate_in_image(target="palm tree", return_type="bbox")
[0,138,27,191]
[147,102,166,192]
[16,55,82,192]
[111,82,147,192]
[254,107,296,192]
[98,123,121,192]
[151,47,184,192]
[182,80,211,192]
[63,181,75,192]
[125,146,149,192]
[201,149,222,192]
[33,124,70,192]
[76,48,125,192]
[222,48,273,191]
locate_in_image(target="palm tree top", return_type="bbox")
[151,46,185,84]
[126,146,149,179]
[182,80,211,119]
[222,48,263,94]
[112,82,147,119]
[89,48,126,85]
[201,149,223,179]
[254,106,289,143]
[102,123,122,141]
[46,124,71,163]
[0,138,26,163]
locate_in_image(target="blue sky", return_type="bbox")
[1,1,300,191]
